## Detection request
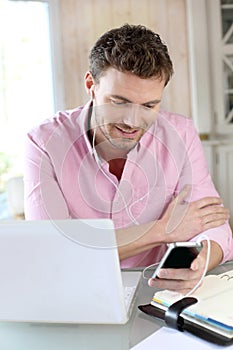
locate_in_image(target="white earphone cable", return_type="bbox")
[91,106,159,226]
[92,127,140,225]
[184,235,211,297]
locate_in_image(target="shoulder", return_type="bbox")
[157,110,195,129]
[156,110,198,142]
[27,105,86,148]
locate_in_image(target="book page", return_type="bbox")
[151,269,233,329]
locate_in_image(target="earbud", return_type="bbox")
[90,85,95,100]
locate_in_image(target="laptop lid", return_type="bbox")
[0,219,141,324]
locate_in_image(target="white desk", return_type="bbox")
[0,262,232,350]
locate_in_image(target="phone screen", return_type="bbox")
[162,246,201,268]
[151,242,203,279]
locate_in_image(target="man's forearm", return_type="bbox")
[116,220,164,260]
[116,221,224,265]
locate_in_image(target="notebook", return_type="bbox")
[0,219,141,324]
[140,269,233,344]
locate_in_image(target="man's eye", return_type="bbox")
[144,105,155,110]
[111,100,126,105]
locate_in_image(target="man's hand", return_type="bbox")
[117,187,228,262]
[148,241,208,294]
[160,186,229,243]
[148,240,223,293]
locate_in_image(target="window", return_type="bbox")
[206,0,233,134]
[0,0,63,218]
[221,0,233,124]
[187,0,233,135]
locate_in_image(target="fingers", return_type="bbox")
[198,204,229,229]
[201,208,229,224]
[188,198,229,230]
[161,192,229,241]
[148,268,201,293]
[148,252,207,293]
[157,267,198,280]
[190,246,207,271]
[195,196,223,209]
[203,218,229,230]
[200,204,229,217]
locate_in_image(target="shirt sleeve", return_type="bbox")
[24,132,71,220]
[178,119,233,263]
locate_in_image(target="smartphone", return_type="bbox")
[151,241,203,279]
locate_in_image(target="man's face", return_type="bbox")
[88,68,165,155]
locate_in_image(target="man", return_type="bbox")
[24,24,233,294]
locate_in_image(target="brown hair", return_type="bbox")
[89,24,173,85]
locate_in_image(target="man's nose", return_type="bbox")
[122,104,141,127]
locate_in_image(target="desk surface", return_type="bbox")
[1,262,233,350]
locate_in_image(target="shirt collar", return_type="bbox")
[77,100,94,155]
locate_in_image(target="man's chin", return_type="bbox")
[109,138,138,151]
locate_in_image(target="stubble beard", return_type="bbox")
[98,124,144,152]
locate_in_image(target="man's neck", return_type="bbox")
[89,124,129,181]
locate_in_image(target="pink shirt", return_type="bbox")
[24,102,233,267]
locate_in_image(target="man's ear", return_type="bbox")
[84,71,95,96]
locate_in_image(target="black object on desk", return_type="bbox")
[164,297,198,331]
[138,296,233,346]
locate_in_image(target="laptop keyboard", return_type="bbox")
[124,286,136,308]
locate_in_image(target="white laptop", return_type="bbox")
[0,219,141,324]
